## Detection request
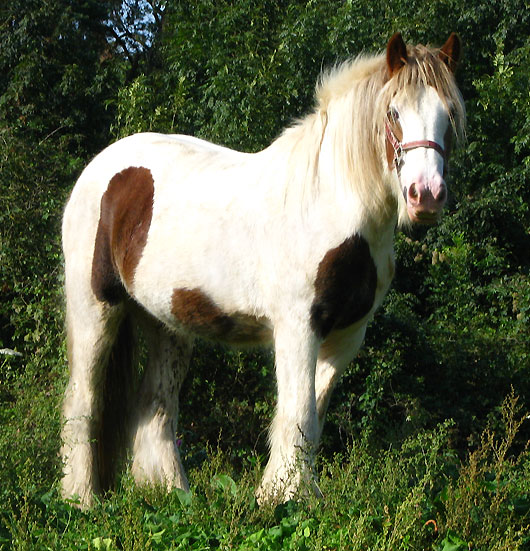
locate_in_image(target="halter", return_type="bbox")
[385,116,446,172]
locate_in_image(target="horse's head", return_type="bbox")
[384,33,463,224]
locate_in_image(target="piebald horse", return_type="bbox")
[61,33,465,507]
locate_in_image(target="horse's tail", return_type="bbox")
[97,313,136,492]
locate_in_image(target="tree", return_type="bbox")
[0,0,125,359]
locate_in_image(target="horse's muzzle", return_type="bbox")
[406,180,447,224]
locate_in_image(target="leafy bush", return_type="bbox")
[2,394,529,550]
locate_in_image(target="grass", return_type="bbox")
[1,392,530,550]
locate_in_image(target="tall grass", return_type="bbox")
[1,390,529,550]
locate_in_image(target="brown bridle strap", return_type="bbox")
[385,117,446,172]
[402,139,445,158]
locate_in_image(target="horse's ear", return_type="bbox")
[386,32,408,77]
[439,33,461,73]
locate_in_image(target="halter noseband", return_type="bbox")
[385,116,446,172]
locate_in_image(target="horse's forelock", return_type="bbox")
[379,44,466,140]
[316,44,465,140]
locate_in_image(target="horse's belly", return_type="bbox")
[166,287,273,345]
[131,227,271,345]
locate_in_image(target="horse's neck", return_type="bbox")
[257,108,397,238]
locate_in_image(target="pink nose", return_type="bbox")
[407,180,447,223]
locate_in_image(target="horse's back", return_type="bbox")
[67,132,246,199]
[63,132,251,252]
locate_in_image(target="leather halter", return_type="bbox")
[385,116,446,172]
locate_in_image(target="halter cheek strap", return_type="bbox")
[385,117,446,171]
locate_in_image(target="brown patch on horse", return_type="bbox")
[172,288,233,335]
[310,235,377,339]
[92,167,154,303]
[171,288,271,345]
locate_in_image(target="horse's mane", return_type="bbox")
[274,43,465,226]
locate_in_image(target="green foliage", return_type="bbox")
[0,0,127,362]
[111,1,336,149]
[2,399,529,549]
[178,345,275,470]
[0,0,125,152]
[1,0,530,548]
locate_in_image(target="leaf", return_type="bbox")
[437,530,469,551]
[175,487,192,507]
[92,537,113,551]
[212,473,237,496]
[268,525,283,538]
[274,499,299,522]
[39,488,54,508]
[151,529,165,543]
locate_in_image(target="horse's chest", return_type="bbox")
[310,234,379,339]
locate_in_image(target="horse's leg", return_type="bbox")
[61,298,123,508]
[315,325,367,440]
[130,320,193,491]
[257,321,320,502]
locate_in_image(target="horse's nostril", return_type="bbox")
[436,185,447,203]
[408,183,419,202]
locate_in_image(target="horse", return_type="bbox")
[60,32,465,508]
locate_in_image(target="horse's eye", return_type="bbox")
[388,108,400,123]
